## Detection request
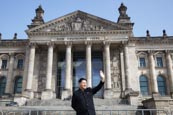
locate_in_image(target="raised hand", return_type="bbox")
[99,70,105,82]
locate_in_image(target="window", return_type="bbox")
[1,60,7,69]
[57,52,65,99]
[92,51,103,98]
[139,57,146,67]
[73,52,86,92]
[139,75,149,96]
[156,57,163,67]
[157,76,166,96]
[0,77,6,96]
[14,77,23,94]
[17,59,23,69]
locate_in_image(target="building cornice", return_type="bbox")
[27,30,132,38]
[129,36,173,45]
[0,40,29,47]
[29,37,128,45]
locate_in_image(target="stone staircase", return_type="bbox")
[25,98,138,110]
[0,98,139,115]
[27,98,129,106]
[1,98,172,114]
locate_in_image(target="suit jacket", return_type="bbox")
[71,81,104,115]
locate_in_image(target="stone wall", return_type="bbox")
[142,96,173,114]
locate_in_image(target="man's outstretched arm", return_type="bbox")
[92,70,105,94]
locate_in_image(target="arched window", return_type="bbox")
[14,76,23,94]
[139,75,149,96]
[0,77,6,96]
[157,75,166,96]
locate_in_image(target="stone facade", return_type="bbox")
[0,3,173,111]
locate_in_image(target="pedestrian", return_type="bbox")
[71,70,105,115]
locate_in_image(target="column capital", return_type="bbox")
[47,42,54,47]
[148,50,155,55]
[103,41,111,46]
[8,52,15,56]
[118,45,124,53]
[85,41,92,46]
[165,50,173,55]
[29,42,37,48]
[65,41,72,46]
[119,42,125,48]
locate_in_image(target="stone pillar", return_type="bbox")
[22,46,29,97]
[105,42,111,89]
[46,44,54,90]
[104,42,112,98]
[124,46,130,90]
[41,43,54,100]
[62,42,72,100]
[25,44,35,98]
[124,46,135,96]
[120,49,125,97]
[149,51,159,95]
[86,42,92,87]
[166,51,173,98]
[5,53,14,95]
[65,43,72,90]
[124,45,139,105]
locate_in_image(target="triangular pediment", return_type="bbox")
[27,10,131,33]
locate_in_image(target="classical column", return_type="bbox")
[120,49,125,92]
[41,43,55,100]
[23,46,29,95]
[104,42,111,89]
[65,43,72,90]
[5,53,14,95]
[62,42,72,100]
[103,42,113,99]
[26,44,35,91]
[149,51,158,94]
[124,46,130,89]
[86,42,92,87]
[166,51,173,98]
[45,43,54,90]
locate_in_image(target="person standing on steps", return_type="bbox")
[71,70,105,115]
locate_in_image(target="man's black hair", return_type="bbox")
[78,78,87,83]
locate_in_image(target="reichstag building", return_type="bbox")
[0,3,173,110]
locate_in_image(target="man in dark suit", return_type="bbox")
[71,70,105,115]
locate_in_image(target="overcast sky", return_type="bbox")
[0,0,172,39]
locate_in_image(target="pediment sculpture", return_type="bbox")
[27,11,127,33]
[52,17,104,32]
